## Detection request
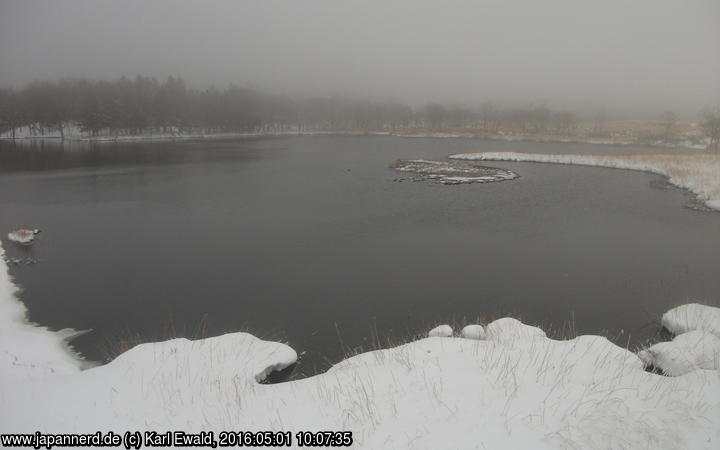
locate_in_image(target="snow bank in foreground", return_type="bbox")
[1,244,719,448]
[0,244,84,382]
[450,152,720,211]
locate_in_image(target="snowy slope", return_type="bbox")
[1,242,719,449]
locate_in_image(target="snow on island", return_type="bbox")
[450,152,720,211]
[390,159,517,185]
[1,242,719,448]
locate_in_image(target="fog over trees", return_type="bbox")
[0,0,718,119]
[3,75,720,151]
[0,76,596,137]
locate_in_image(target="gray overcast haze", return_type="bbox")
[1,0,719,117]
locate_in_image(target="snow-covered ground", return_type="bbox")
[450,152,720,211]
[1,242,719,448]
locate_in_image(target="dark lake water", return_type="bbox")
[2,136,719,377]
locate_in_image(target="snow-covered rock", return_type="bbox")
[428,324,453,337]
[485,317,546,342]
[638,330,720,376]
[7,228,40,245]
[637,303,720,376]
[460,324,485,339]
[662,303,720,338]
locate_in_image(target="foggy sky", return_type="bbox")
[1,0,719,117]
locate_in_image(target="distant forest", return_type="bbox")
[0,76,585,138]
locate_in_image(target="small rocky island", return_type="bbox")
[391,159,518,185]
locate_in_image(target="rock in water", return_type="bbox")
[7,228,40,245]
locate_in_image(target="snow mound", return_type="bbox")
[460,324,485,339]
[112,332,298,383]
[450,151,720,211]
[638,303,720,376]
[638,330,720,376]
[428,324,453,337]
[662,303,720,337]
[485,317,546,342]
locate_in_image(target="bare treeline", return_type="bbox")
[0,76,415,137]
[1,76,718,148]
[0,76,589,138]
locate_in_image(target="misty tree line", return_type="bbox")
[0,76,718,149]
[0,76,416,137]
[0,76,581,137]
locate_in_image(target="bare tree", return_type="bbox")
[554,111,577,135]
[447,105,473,129]
[662,110,677,142]
[593,108,607,136]
[480,101,497,130]
[424,103,446,129]
[701,107,720,151]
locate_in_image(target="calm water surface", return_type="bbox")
[1,136,719,376]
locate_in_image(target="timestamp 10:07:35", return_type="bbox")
[217,431,353,447]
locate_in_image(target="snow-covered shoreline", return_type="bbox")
[1,241,719,448]
[0,125,711,151]
[0,244,86,383]
[0,127,356,143]
[451,151,720,211]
